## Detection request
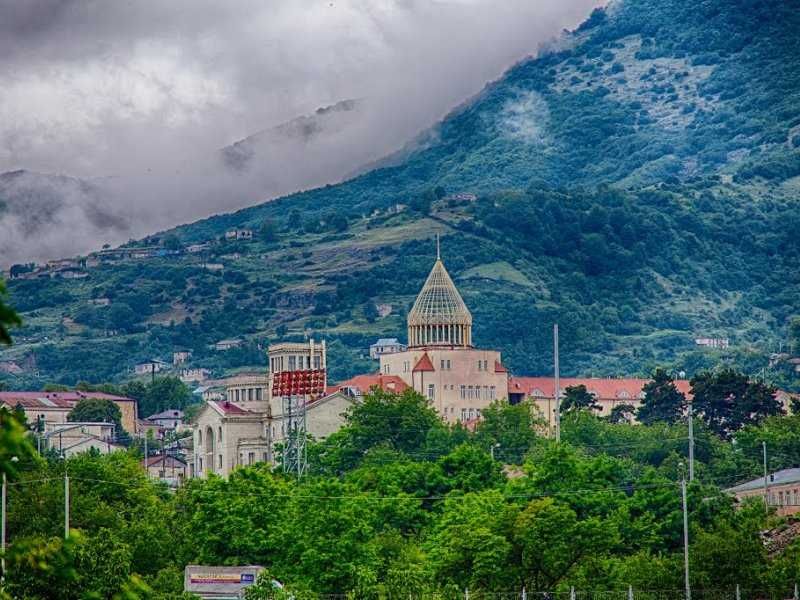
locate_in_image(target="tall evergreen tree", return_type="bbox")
[637,368,687,425]
[560,385,600,413]
[690,369,783,438]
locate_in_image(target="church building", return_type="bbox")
[379,248,508,423]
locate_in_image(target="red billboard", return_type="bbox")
[271,369,326,398]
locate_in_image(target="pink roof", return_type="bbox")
[507,377,692,401]
[327,374,410,396]
[0,391,136,409]
[211,400,253,415]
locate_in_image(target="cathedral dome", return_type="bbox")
[407,254,472,348]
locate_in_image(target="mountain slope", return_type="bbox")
[3,0,800,390]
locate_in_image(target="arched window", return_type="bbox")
[218,427,223,443]
[198,430,203,445]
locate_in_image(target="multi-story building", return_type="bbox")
[379,251,509,423]
[727,468,800,516]
[507,376,693,426]
[0,391,138,434]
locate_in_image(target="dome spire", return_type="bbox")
[407,238,472,348]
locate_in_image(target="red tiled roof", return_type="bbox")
[494,361,508,373]
[0,391,136,409]
[328,374,410,396]
[507,377,692,401]
[413,353,435,372]
[212,400,252,415]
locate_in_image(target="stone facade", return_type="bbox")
[380,348,508,422]
[379,252,509,423]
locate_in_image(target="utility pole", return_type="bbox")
[554,323,561,442]
[763,441,769,510]
[688,401,695,481]
[64,473,70,539]
[1,472,6,580]
[681,478,691,600]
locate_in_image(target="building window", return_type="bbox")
[460,385,466,400]
[427,384,435,400]
[440,360,445,370]
[477,361,482,371]
[256,388,263,402]
[288,356,296,370]
[218,427,223,443]
[198,457,203,472]
[217,454,222,470]
[490,386,496,400]
[314,355,321,369]
[384,364,390,374]
[198,430,202,445]
[461,408,467,421]
[248,452,255,465]
[446,360,451,370]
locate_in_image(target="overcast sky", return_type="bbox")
[0,0,602,264]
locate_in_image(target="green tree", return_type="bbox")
[259,218,279,243]
[68,398,126,435]
[790,316,800,355]
[560,384,600,413]
[608,403,636,424]
[691,369,783,438]
[514,497,614,590]
[638,368,687,425]
[473,400,541,464]
[0,279,21,345]
[142,377,192,418]
[309,389,443,473]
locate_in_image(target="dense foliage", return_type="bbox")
[5,387,800,599]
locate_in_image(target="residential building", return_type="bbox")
[507,376,692,426]
[225,228,253,241]
[134,359,168,375]
[173,350,192,365]
[695,337,730,349]
[179,368,210,384]
[145,409,184,430]
[378,251,509,423]
[143,454,187,487]
[0,391,138,434]
[42,421,122,457]
[214,338,242,351]
[727,468,800,517]
[369,338,406,360]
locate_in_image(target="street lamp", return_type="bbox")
[490,443,501,461]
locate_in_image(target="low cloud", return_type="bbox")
[0,0,602,266]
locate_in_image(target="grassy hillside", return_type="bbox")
[3,0,800,390]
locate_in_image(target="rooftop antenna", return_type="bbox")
[436,234,441,260]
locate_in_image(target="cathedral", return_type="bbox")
[379,247,509,423]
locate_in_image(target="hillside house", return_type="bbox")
[214,339,242,351]
[369,338,406,360]
[179,368,210,383]
[135,359,168,375]
[173,350,192,365]
[225,229,253,241]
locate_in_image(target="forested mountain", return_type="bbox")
[3,0,800,389]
